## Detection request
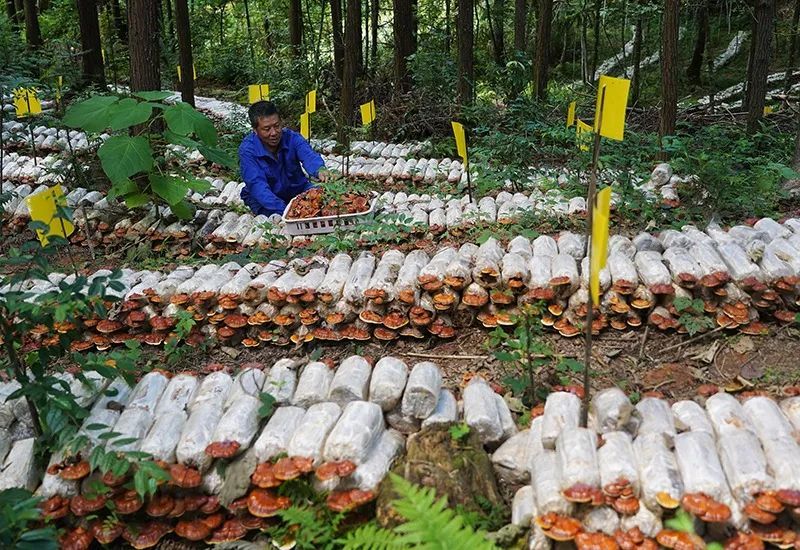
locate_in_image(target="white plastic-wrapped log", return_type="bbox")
[742,395,796,446]
[317,254,353,304]
[463,377,504,444]
[581,507,620,536]
[532,451,574,515]
[754,217,792,240]
[634,251,673,294]
[472,238,505,288]
[609,235,637,260]
[418,247,457,291]
[635,398,676,446]
[512,485,536,527]
[477,196,496,222]
[662,247,703,287]
[716,242,762,283]
[328,355,372,406]
[659,230,693,250]
[292,362,335,408]
[557,427,600,497]
[599,431,640,496]
[395,250,429,305]
[501,253,531,293]
[139,409,188,463]
[493,429,532,486]
[342,252,376,306]
[225,368,266,409]
[322,401,385,464]
[580,256,610,291]
[760,244,796,281]
[400,362,442,419]
[507,236,533,261]
[532,235,558,258]
[718,429,773,502]
[674,431,733,503]
[177,373,233,471]
[428,208,446,233]
[620,504,662,538]
[421,389,458,428]
[264,359,299,405]
[494,392,518,441]
[549,253,580,295]
[687,243,730,288]
[365,250,405,304]
[633,232,664,253]
[705,392,755,439]
[671,400,713,435]
[589,387,635,434]
[541,391,581,449]
[445,204,463,229]
[765,238,800,273]
[154,374,198,416]
[633,432,683,512]
[287,402,342,465]
[253,406,306,462]
[343,429,404,491]
[368,357,409,412]
[108,372,169,452]
[556,232,584,260]
[208,393,261,456]
[267,270,303,304]
[525,255,553,301]
[780,397,800,432]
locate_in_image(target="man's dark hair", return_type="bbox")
[249,101,279,128]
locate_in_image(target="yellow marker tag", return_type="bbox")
[594,75,630,141]
[306,90,317,113]
[101,49,106,63]
[55,76,63,105]
[248,84,270,104]
[764,105,774,116]
[451,121,468,164]
[300,112,310,140]
[360,100,376,125]
[576,119,592,151]
[13,88,42,118]
[567,101,576,127]
[177,65,197,83]
[590,186,612,306]
[27,185,75,246]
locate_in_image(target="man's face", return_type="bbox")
[254,114,282,149]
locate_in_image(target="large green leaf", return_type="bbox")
[170,200,196,220]
[193,115,218,146]
[132,90,173,101]
[108,179,139,201]
[186,178,212,192]
[163,102,196,135]
[97,136,154,183]
[164,129,200,148]
[63,96,119,132]
[198,145,236,169]
[149,174,189,206]
[108,98,153,131]
[124,193,149,208]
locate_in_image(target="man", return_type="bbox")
[239,101,330,216]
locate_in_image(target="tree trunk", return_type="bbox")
[785,0,800,92]
[162,0,175,54]
[445,0,451,53]
[6,0,19,27]
[486,0,504,65]
[590,0,600,79]
[631,15,643,104]
[513,0,525,52]
[340,0,359,141]
[793,109,800,173]
[743,16,757,112]
[532,0,552,99]
[174,0,194,106]
[456,0,474,105]
[371,0,378,66]
[110,0,127,41]
[22,0,42,48]
[128,0,161,92]
[331,0,344,80]
[355,0,363,74]
[745,0,775,133]
[393,0,415,91]
[363,0,369,72]
[289,0,302,57]
[659,0,679,154]
[76,0,106,89]
[686,0,708,86]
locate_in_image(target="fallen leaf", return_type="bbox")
[222,346,240,359]
[690,340,721,364]
[504,394,525,413]
[731,336,755,355]
[605,349,622,358]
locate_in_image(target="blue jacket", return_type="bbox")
[238,129,325,216]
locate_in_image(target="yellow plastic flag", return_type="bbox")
[360,100,376,125]
[306,90,317,113]
[101,49,106,63]
[177,65,197,83]
[13,88,42,118]
[55,76,63,105]
[764,105,774,116]
[567,101,576,127]
[589,186,612,306]
[248,84,270,104]
[451,121,468,164]
[300,112,310,140]
[576,119,592,151]
[26,185,75,246]
[594,75,630,141]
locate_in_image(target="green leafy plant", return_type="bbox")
[0,489,58,549]
[341,474,498,549]
[448,422,471,442]
[162,309,199,367]
[673,296,714,336]
[258,392,277,419]
[664,509,723,550]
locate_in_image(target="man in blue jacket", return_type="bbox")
[239,101,330,216]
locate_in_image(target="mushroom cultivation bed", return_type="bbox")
[2,358,800,548]
[1,121,101,155]
[5,215,800,351]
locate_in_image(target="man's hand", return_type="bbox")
[316,169,331,183]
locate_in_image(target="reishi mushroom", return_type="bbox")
[247,488,291,517]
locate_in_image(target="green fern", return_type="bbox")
[341,474,498,550]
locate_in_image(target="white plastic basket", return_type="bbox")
[282,194,378,236]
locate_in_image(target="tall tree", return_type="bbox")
[745,0,775,133]
[686,0,708,85]
[659,0,679,152]
[590,0,601,78]
[174,0,194,105]
[393,0,416,91]
[785,0,800,92]
[331,0,345,80]
[110,0,127,41]
[532,0,553,99]
[340,0,359,142]
[485,0,505,65]
[513,0,525,53]
[22,0,42,48]
[370,0,378,66]
[289,0,302,57]
[76,0,106,88]
[631,15,643,104]
[456,0,474,105]
[128,0,161,92]
[6,0,19,27]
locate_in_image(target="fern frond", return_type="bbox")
[340,523,404,550]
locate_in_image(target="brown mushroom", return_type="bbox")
[70,494,107,516]
[59,460,91,481]
[122,521,173,549]
[535,512,582,542]
[655,529,704,550]
[90,519,124,545]
[207,518,249,544]
[205,440,241,458]
[252,462,281,488]
[40,495,69,520]
[175,518,212,541]
[563,483,601,503]
[247,488,291,517]
[575,532,619,550]
[169,463,202,488]
[113,489,144,515]
[724,531,765,550]
[202,512,225,530]
[612,495,640,516]
[200,495,221,514]
[224,313,248,329]
[102,470,128,487]
[59,526,94,550]
[149,316,176,331]
[145,493,175,517]
[272,457,302,481]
